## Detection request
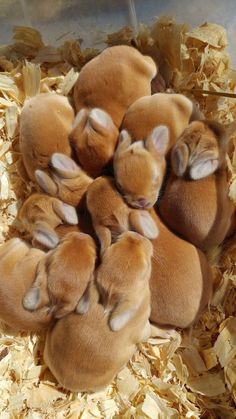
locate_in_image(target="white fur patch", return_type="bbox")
[72,109,87,128]
[149,125,169,155]
[110,306,138,331]
[89,108,113,129]
[34,229,59,249]
[190,159,219,180]
[139,212,159,239]
[23,287,40,311]
[61,203,78,225]
[51,153,78,173]
[76,295,90,314]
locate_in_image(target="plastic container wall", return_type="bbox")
[0,0,235,64]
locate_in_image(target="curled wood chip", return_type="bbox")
[57,68,79,96]
[186,23,228,48]
[187,372,226,397]
[22,61,41,98]
[214,317,236,367]
[5,105,18,139]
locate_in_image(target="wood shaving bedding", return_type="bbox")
[0,19,235,418]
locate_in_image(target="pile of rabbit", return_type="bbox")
[0,45,235,393]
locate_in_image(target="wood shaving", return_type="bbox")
[0,19,235,418]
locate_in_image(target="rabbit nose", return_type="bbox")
[137,198,148,208]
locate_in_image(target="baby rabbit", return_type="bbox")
[0,238,52,331]
[18,193,78,249]
[122,93,203,150]
[69,108,119,177]
[73,45,157,128]
[113,128,169,209]
[149,209,214,328]
[20,93,74,181]
[159,120,236,251]
[71,46,157,176]
[35,153,93,207]
[23,232,96,319]
[95,231,153,332]
[86,176,158,252]
[44,251,152,392]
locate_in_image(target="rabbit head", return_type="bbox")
[113,127,169,208]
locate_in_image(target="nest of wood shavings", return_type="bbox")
[0,19,236,418]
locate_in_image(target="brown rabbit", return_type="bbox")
[35,153,93,207]
[44,266,151,393]
[95,231,153,332]
[18,193,78,249]
[149,209,214,328]
[0,238,52,331]
[159,120,236,251]
[20,93,74,181]
[122,93,203,150]
[86,176,158,252]
[73,45,157,128]
[69,108,119,177]
[23,232,97,319]
[113,128,169,209]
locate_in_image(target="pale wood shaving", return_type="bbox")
[0,19,235,418]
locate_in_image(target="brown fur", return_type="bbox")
[69,108,119,177]
[23,232,97,318]
[113,130,168,208]
[86,176,158,252]
[122,93,200,150]
[159,120,235,251]
[44,242,151,392]
[95,231,153,331]
[73,45,157,128]
[19,93,74,180]
[149,209,213,328]
[0,239,52,331]
[18,193,78,249]
[35,153,93,207]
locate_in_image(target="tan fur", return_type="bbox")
[20,93,74,180]
[95,231,153,331]
[159,120,236,251]
[122,93,199,149]
[69,108,119,177]
[86,176,158,252]
[113,130,168,208]
[35,153,93,207]
[73,45,157,128]
[23,232,97,319]
[0,239,52,331]
[18,193,78,249]
[44,236,152,392]
[149,210,213,328]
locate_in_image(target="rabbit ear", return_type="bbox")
[35,170,58,196]
[23,259,49,311]
[146,125,169,156]
[116,130,132,154]
[109,300,139,331]
[76,281,92,314]
[189,158,219,180]
[129,210,159,239]
[171,142,189,177]
[33,221,59,249]
[88,108,114,132]
[23,286,40,311]
[51,153,82,179]
[71,108,88,131]
[52,200,78,225]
